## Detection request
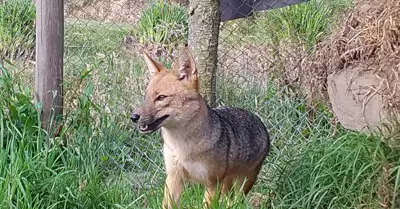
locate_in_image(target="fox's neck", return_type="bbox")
[161,98,214,143]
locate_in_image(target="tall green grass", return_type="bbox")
[0,63,164,209]
[134,0,188,48]
[262,0,352,47]
[270,132,400,208]
[0,0,35,60]
[221,0,352,48]
[3,58,399,208]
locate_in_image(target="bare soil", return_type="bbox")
[65,0,148,24]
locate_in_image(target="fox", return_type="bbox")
[130,47,271,209]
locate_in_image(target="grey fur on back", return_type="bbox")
[208,106,270,169]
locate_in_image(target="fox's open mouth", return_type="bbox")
[138,115,169,133]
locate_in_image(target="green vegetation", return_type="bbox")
[3,57,400,208]
[134,1,188,48]
[262,0,351,47]
[0,62,161,208]
[221,0,352,48]
[1,0,400,208]
[0,0,35,60]
[271,132,400,208]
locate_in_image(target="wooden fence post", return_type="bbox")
[35,0,64,135]
[188,0,221,108]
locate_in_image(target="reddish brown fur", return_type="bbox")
[132,47,270,209]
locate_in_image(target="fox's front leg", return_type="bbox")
[162,174,184,209]
[202,184,221,209]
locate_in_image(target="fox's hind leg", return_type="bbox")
[203,177,235,209]
[222,176,240,207]
[242,162,263,195]
[222,176,234,195]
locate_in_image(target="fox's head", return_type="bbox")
[131,47,203,134]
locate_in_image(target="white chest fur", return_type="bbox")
[163,144,209,183]
[182,160,208,181]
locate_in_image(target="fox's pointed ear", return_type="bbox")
[143,52,165,76]
[174,47,197,82]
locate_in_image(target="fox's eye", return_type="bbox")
[156,95,167,101]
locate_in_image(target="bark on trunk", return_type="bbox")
[35,0,64,135]
[188,0,221,107]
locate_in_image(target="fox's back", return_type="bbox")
[209,107,270,169]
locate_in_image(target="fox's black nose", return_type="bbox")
[130,114,140,123]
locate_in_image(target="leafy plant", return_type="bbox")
[0,62,37,136]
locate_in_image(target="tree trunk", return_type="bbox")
[188,0,221,107]
[35,0,64,137]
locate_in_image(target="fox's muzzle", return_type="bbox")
[131,108,169,134]
[131,105,147,125]
[130,113,140,123]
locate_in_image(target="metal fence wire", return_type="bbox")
[63,0,336,200]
